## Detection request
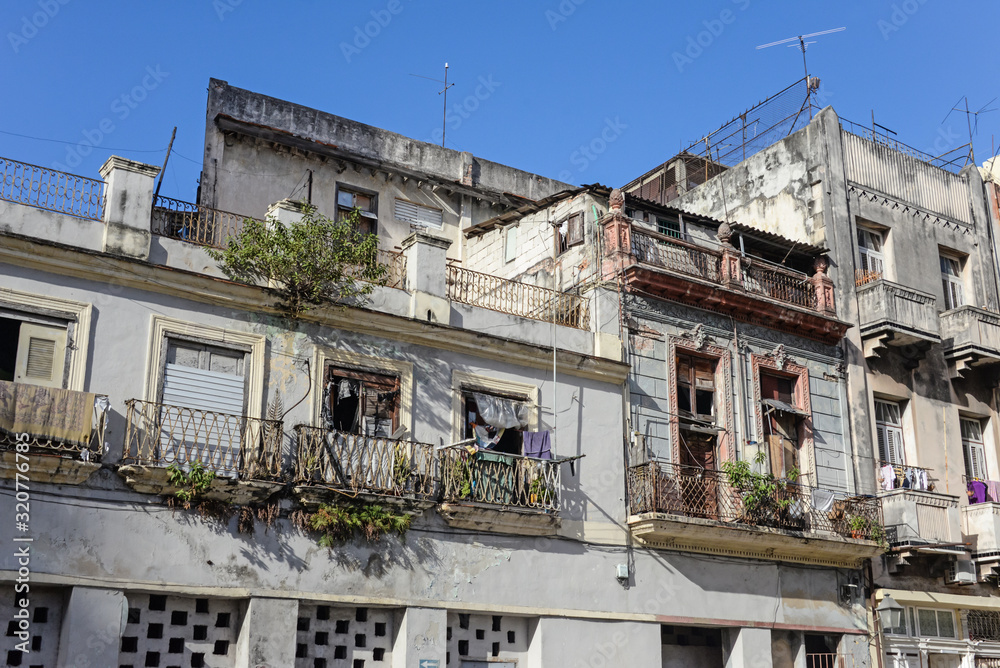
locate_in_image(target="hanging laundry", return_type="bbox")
[474,424,504,449]
[338,378,359,399]
[879,464,896,491]
[523,430,552,460]
[969,480,989,504]
[987,480,1000,503]
[812,488,835,513]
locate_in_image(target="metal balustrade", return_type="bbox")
[440,448,561,512]
[294,426,435,498]
[123,398,283,481]
[150,195,251,248]
[446,265,590,330]
[375,249,407,290]
[0,156,105,220]
[742,259,816,309]
[968,610,1000,642]
[807,654,856,668]
[628,461,882,540]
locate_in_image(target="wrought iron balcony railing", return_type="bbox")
[0,156,105,220]
[627,461,882,541]
[123,399,283,481]
[968,609,1000,641]
[150,195,252,248]
[447,265,590,330]
[294,426,435,499]
[440,448,561,512]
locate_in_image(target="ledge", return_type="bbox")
[292,485,435,514]
[628,512,883,567]
[437,502,561,536]
[0,451,100,486]
[116,465,281,505]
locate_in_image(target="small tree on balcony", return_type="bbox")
[207,204,387,318]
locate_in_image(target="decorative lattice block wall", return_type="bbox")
[294,604,394,668]
[118,593,239,668]
[2,587,64,668]
[446,613,528,666]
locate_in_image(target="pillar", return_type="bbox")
[100,156,159,259]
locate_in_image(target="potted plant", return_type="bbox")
[529,478,555,506]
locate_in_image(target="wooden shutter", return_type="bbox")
[14,323,67,389]
[962,418,988,480]
[566,213,584,247]
[504,226,517,263]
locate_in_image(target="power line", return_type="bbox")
[0,129,167,153]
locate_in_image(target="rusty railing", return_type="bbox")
[150,195,252,248]
[440,448,561,512]
[742,259,816,309]
[0,391,108,460]
[0,156,105,220]
[446,265,590,330]
[375,249,407,290]
[632,227,721,282]
[294,426,435,498]
[123,399,283,481]
[969,610,1000,642]
[855,268,883,287]
[628,461,883,541]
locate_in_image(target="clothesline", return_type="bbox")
[878,462,930,491]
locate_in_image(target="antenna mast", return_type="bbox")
[410,63,456,148]
[756,27,845,118]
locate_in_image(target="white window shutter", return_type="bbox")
[395,198,443,229]
[14,323,67,389]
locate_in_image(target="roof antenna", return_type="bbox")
[756,27,845,118]
[410,63,455,148]
[943,95,997,166]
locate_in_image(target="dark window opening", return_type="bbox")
[325,366,400,437]
[760,373,803,478]
[337,187,377,237]
[463,393,527,456]
[557,212,585,254]
[657,215,682,240]
[0,317,20,382]
[676,353,716,422]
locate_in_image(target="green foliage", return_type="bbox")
[166,462,215,504]
[529,477,554,504]
[847,512,888,548]
[721,451,798,526]
[448,457,473,499]
[393,445,412,489]
[207,204,388,318]
[307,503,411,547]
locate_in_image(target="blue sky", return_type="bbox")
[3,1,998,202]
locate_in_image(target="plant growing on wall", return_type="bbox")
[166,462,215,507]
[297,502,412,547]
[207,204,388,318]
[721,451,800,528]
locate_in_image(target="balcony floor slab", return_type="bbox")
[437,502,561,536]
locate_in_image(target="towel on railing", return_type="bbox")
[988,481,1000,503]
[812,488,836,513]
[0,380,95,448]
[969,480,989,505]
[523,430,552,460]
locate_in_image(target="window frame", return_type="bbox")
[312,347,413,438]
[668,337,736,466]
[0,289,92,392]
[751,353,814,482]
[874,399,906,466]
[857,227,885,278]
[324,364,401,437]
[450,371,539,445]
[394,197,443,230]
[657,214,684,240]
[962,416,988,481]
[335,183,379,235]
[556,212,585,255]
[940,253,965,311]
[504,225,518,264]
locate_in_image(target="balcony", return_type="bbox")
[807,655,858,668]
[0,381,108,485]
[626,462,884,567]
[856,277,940,361]
[963,500,1000,577]
[119,399,283,503]
[0,155,105,221]
[293,426,435,507]
[880,488,961,548]
[968,610,1000,642]
[446,265,590,330]
[438,448,562,536]
[939,306,1000,377]
[602,218,849,344]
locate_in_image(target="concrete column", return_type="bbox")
[266,198,307,226]
[589,285,623,361]
[401,231,452,323]
[55,586,126,668]
[100,156,160,259]
[725,627,772,668]
[391,607,447,668]
[233,597,298,668]
[811,256,837,317]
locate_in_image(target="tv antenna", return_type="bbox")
[410,63,455,148]
[756,27,845,80]
[943,95,997,165]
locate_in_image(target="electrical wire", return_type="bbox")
[0,129,167,153]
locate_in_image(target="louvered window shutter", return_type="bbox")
[395,198,443,229]
[14,323,67,389]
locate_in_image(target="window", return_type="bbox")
[463,391,529,456]
[962,417,988,480]
[395,198,443,229]
[940,255,964,310]
[657,214,683,240]
[875,400,905,466]
[676,354,716,421]
[0,314,68,389]
[504,225,517,264]
[557,212,584,254]
[858,228,885,278]
[337,186,378,235]
[760,373,806,478]
[324,365,400,438]
[915,608,955,638]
